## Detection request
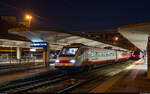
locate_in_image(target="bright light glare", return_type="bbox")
[114,37,119,41]
[30,48,36,52]
[69,59,76,64]
[55,59,60,63]
[26,15,32,20]
[50,63,55,66]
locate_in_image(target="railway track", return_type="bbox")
[0,60,135,93]
[56,75,109,94]
[55,69,118,93]
[28,60,134,93]
[0,65,45,76]
[1,74,66,93]
[0,69,63,93]
[62,60,138,93]
[29,69,111,93]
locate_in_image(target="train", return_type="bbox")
[55,43,131,72]
[131,51,143,60]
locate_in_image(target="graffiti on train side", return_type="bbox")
[88,51,115,57]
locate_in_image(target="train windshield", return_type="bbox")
[59,47,79,57]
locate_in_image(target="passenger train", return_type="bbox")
[131,51,142,60]
[55,43,131,71]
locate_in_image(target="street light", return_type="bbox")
[25,14,32,28]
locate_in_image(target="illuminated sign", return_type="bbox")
[30,42,48,47]
[30,48,36,52]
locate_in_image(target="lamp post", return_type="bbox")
[26,14,32,28]
[25,14,32,63]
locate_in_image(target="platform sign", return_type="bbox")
[30,42,48,48]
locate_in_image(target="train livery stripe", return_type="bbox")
[81,59,115,66]
[59,60,70,63]
[58,57,129,66]
[81,58,128,66]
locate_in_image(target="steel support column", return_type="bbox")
[43,46,49,67]
[17,47,22,63]
[147,37,150,78]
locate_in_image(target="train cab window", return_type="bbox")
[59,47,79,57]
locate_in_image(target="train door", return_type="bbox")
[76,48,88,66]
[76,48,84,66]
[115,50,118,61]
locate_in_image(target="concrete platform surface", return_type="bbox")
[0,67,55,83]
[91,59,150,93]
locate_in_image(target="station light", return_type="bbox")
[25,14,32,27]
[26,14,32,20]
[114,36,119,41]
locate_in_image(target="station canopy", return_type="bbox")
[0,39,30,48]
[119,23,150,52]
[8,28,129,51]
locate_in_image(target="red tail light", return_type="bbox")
[138,55,140,58]
[133,55,136,58]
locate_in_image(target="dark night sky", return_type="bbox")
[0,0,150,31]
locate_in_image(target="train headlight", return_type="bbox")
[55,59,60,63]
[69,59,76,64]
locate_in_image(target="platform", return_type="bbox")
[90,59,150,93]
[0,66,55,83]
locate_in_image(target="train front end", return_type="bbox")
[55,46,80,70]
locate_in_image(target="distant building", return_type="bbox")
[0,16,16,24]
[18,21,29,27]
